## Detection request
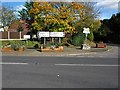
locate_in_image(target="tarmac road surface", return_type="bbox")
[2,56,119,88]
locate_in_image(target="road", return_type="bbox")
[2,56,119,88]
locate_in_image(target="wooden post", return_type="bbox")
[52,37,54,43]
[44,37,46,45]
[59,37,61,43]
[20,31,21,39]
[8,31,10,39]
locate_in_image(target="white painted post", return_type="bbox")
[59,37,61,43]
[82,27,91,50]
[52,37,54,43]
[44,37,46,45]
[8,31,10,39]
[20,31,21,39]
[83,28,90,44]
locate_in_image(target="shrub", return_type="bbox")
[27,40,41,49]
[1,41,10,48]
[17,25,23,32]
[9,41,21,51]
[88,31,94,41]
[70,33,85,46]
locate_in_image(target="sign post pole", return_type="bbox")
[59,37,61,43]
[37,31,50,46]
[82,27,91,50]
[44,37,46,46]
[85,33,88,44]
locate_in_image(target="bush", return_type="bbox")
[88,31,94,41]
[27,40,41,49]
[9,40,22,50]
[70,33,85,46]
[1,40,26,50]
[11,44,19,51]
[1,41,10,48]
[86,40,96,47]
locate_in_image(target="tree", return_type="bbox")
[108,13,120,43]
[73,2,101,42]
[18,2,34,33]
[18,2,101,46]
[19,2,84,35]
[0,5,16,31]
[17,24,24,32]
[94,12,120,43]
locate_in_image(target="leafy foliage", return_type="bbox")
[70,33,85,46]
[19,2,84,34]
[18,2,34,31]
[95,12,120,43]
[0,5,16,31]
[88,31,94,41]
[17,25,24,32]
[18,2,101,45]
[75,2,101,34]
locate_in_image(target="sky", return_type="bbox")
[1,0,120,20]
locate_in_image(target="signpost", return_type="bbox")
[82,27,91,50]
[23,35,30,39]
[37,31,65,45]
[37,31,49,38]
[50,32,65,43]
[83,27,90,44]
[49,32,64,37]
[23,35,31,46]
[37,32,49,45]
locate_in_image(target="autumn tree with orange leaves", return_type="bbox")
[28,2,84,34]
[19,2,101,46]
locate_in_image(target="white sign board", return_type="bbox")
[83,28,90,34]
[50,32,65,37]
[24,35,30,39]
[37,31,49,37]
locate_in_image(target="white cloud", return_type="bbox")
[95,0,119,9]
[95,0,119,20]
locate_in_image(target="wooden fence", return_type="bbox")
[0,31,29,39]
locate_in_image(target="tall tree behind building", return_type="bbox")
[0,5,16,31]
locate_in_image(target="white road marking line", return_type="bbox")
[0,62,28,65]
[55,64,120,67]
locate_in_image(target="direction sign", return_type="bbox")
[23,35,30,39]
[50,32,65,37]
[37,31,49,38]
[83,28,90,34]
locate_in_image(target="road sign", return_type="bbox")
[50,32,65,37]
[83,28,90,34]
[37,31,49,38]
[23,35,30,39]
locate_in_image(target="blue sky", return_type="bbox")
[1,0,119,20]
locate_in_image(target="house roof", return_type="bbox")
[8,20,29,32]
